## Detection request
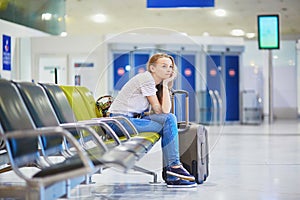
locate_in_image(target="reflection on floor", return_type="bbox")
[67,183,200,200]
[1,120,300,200]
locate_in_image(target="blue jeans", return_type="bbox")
[109,113,181,167]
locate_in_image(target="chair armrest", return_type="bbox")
[2,126,94,185]
[92,118,131,140]
[109,116,139,136]
[60,122,111,148]
[92,116,139,138]
[0,137,5,150]
[64,120,122,145]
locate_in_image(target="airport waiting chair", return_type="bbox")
[73,86,102,118]
[62,86,160,150]
[60,85,161,183]
[0,136,4,149]
[75,86,160,146]
[0,133,10,173]
[0,78,94,199]
[14,81,137,172]
[57,85,94,121]
[40,83,148,159]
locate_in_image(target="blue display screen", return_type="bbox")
[147,0,214,8]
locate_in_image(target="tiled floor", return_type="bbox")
[65,120,300,200]
[1,120,300,199]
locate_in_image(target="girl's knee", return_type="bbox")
[165,113,177,123]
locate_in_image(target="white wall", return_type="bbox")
[273,41,297,118]
[30,36,107,97]
[297,40,300,114]
[242,40,298,119]
[0,19,49,80]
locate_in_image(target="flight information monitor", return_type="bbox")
[257,14,280,49]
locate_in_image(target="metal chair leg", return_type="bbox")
[132,165,160,184]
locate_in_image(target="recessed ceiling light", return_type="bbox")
[230,29,245,36]
[202,32,210,36]
[91,13,107,23]
[60,32,68,37]
[57,17,63,22]
[179,32,188,36]
[41,13,52,21]
[214,9,226,17]
[246,33,256,39]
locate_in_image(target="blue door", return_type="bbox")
[207,55,221,92]
[205,54,240,122]
[170,54,196,122]
[225,55,239,121]
[181,54,196,122]
[113,53,130,90]
[113,52,150,90]
[134,53,149,74]
[205,55,221,124]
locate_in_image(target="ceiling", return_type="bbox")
[66,0,300,40]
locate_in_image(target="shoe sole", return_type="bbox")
[167,183,197,188]
[166,171,196,181]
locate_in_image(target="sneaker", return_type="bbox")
[166,165,195,181]
[166,178,197,188]
[162,167,167,182]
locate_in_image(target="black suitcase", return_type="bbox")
[171,90,209,184]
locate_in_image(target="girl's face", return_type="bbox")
[151,57,174,80]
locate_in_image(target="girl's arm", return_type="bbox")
[159,70,177,113]
[147,95,163,114]
[161,82,172,113]
[147,71,176,114]
[147,85,171,114]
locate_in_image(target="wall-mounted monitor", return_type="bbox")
[257,14,280,49]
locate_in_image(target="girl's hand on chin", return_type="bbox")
[163,71,177,88]
[166,71,177,82]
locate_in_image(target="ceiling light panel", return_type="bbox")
[41,13,52,21]
[246,33,255,39]
[214,9,226,17]
[230,29,245,36]
[91,13,107,23]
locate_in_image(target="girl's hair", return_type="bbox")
[147,53,176,103]
[156,84,164,104]
[146,53,176,72]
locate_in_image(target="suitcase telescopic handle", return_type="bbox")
[171,89,189,128]
[171,89,189,97]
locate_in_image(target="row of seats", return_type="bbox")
[0,79,161,200]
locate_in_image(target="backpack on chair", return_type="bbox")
[96,95,113,117]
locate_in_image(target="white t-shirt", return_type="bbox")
[109,71,157,114]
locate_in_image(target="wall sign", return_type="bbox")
[74,62,94,67]
[2,34,11,71]
[75,75,81,86]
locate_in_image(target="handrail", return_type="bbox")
[213,90,223,125]
[209,90,218,125]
